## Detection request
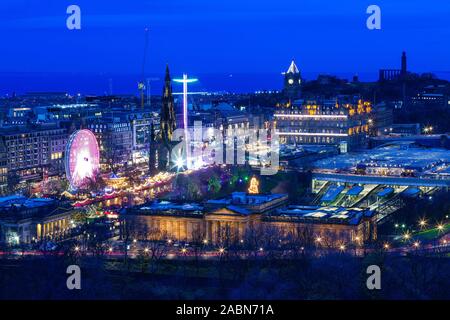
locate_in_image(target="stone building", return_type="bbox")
[123,192,377,247]
[0,196,75,245]
[0,124,68,189]
[274,98,371,151]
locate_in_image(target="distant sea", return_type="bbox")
[0,71,449,96]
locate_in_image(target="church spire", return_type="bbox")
[286,60,299,74]
[160,64,176,146]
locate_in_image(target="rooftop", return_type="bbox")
[313,143,450,174]
[207,192,287,206]
[0,195,55,210]
[133,200,204,217]
[140,201,203,212]
[267,206,375,225]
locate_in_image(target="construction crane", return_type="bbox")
[139,28,159,109]
[145,77,159,109]
[138,28,150,109]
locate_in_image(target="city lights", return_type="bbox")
[248,176,260,194]
[418,219,427,228]
[174,156,185,170]
[65,129,100,190]
[173,74,198,170]
[277,132,349,137]
[1,4,449,302]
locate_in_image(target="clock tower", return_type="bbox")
[283,60,302,100]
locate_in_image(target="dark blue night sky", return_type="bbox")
[1,0,449,94]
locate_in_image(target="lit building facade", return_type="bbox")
[87,117,133,171]
[410,93,447,109]
[274,99,371,151]
[0,139,7,194]
[264,206,376,244]
[123,192,376,246]
[0,196,75,244]
[0,124,68,188]
[370,103,394,136]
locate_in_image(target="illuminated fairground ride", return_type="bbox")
[65,129,100,190]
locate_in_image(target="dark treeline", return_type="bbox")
[1,251,449,300]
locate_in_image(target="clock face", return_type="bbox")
[288,79,294,85]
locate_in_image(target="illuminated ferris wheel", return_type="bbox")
[65,129,100,190]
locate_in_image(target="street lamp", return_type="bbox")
[173,156,185,171]
[418,219,427,228]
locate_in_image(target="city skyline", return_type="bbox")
[1,1,449,303]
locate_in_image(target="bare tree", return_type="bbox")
[145,229,170,273]
[190,227,207,274]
